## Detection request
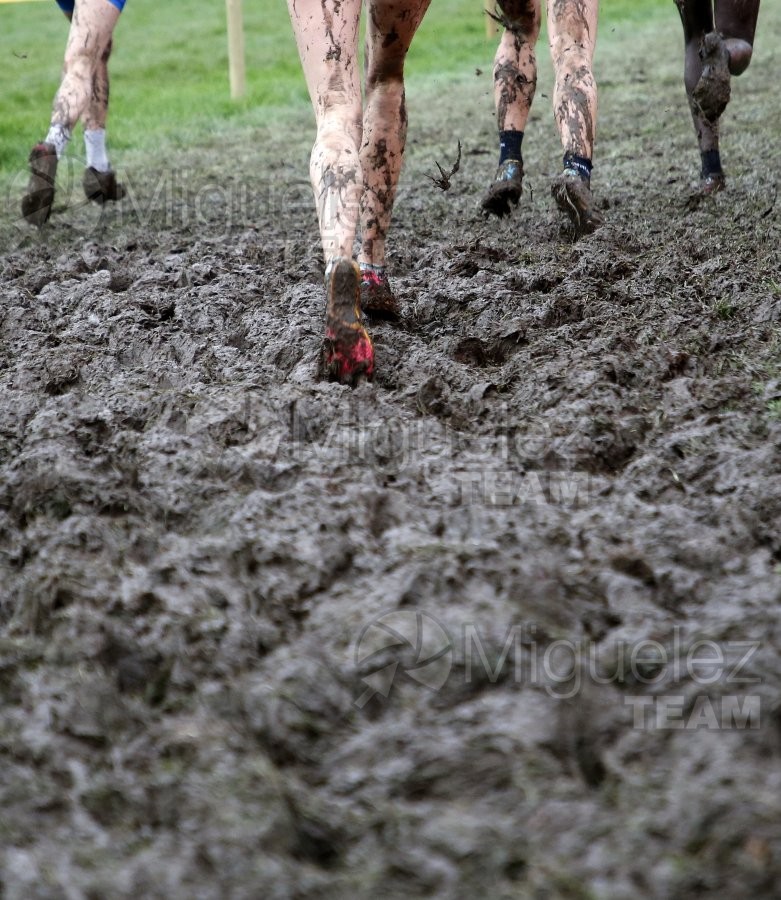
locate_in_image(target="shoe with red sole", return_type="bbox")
[360,267,401,321]
[323,257,375,385]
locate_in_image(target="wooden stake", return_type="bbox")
[485,1,497,39]
[226,0,246,100]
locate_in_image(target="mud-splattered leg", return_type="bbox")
[358,0,431,318]
[680,0,759,194]
[51,1,121,140]
[83,39,111,133]
[82,38,126,204]
[288,0,363,262]
[493,0,541,134]
[287,0,373,383]
[22,0,120,226]
[548,0,598,163]
[548,0,603,233]
[359,0,431,268]
[482,0,541,217]
[675,0,724,193]
[715,1,760,75]
[683,0,759,124]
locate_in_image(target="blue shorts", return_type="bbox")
[56,0,126,14]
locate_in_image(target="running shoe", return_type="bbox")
[360,267,401,321]
[21,142,58,227]
[551,167,604,235]
[323,257,375,385]
[700,172,726,195]
[83,167,126,204]
[481,158,523,218]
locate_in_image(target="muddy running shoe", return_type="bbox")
[323,257,375,385]
[551,168,604,235]
[360,267,401,321]
[21,142,58,227]
[686,171,727,210]
[693,31,731,122]
[481,158,523,218]
[83,167,126,204]
[699,172,726,196]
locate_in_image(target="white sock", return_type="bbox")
[84,128,111,173]
[45,123,71,160]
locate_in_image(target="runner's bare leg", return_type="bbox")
[84,39,112,132]
[52,0,120,135]
[288,0,375,383]
[675,0,718,164]
[547,0,602,232]
[358,0,432,268]
[493,0,541,135]
[287,0,363,263]
[547,0,598,162]
[715,0,760,74]
[482,0,540,217]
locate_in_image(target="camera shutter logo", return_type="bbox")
[354,610,453,708]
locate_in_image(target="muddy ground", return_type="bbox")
[2,9,781,900]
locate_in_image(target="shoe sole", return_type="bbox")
[360,281,401,322]
[83,167,127,204]
[551,176,604,235]
[481,180,522,219]
[323,258,375,385]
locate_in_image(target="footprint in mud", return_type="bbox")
[452,337,489,367]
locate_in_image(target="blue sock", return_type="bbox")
[499,130,524,165]
[701,149,723,176]
[563,152,593,182]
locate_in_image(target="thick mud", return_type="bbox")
[2,11,781,899]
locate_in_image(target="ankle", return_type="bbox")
[562,152,593,185]
[700,149,723,177]
[499,130,524,165]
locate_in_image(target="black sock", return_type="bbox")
[701,149,723,177]
[499,130,523,165]
[563,152,593,182]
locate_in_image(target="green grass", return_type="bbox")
[0,0,664,184]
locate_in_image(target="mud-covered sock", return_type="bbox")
[700,149,723,177]
[84,128,111,173]
[44,123,71,160]
[499,130,524,164]
[563,152,593,183]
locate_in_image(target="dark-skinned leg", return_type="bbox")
[675,0,724,193]
[715,0,760,73]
